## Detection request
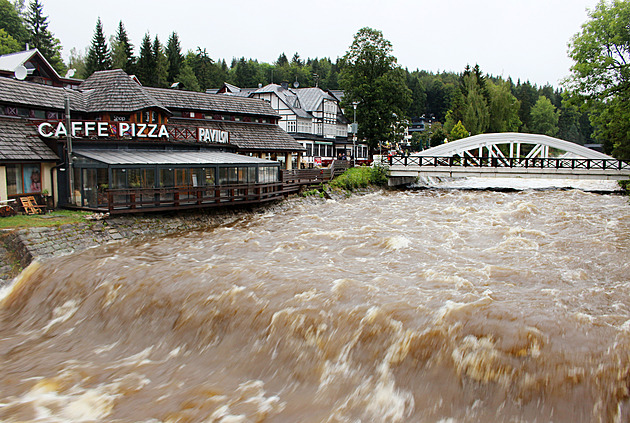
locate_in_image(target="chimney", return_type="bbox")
[280,81,289,90]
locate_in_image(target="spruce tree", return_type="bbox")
[85,17,111,76]
[111,20,134,74]
[166,32,182,84]
[25,0,64,73]
[153,35,168,88]
[136,32,155,86]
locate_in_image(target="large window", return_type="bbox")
[6,164,42,195]
[258,166,278,183]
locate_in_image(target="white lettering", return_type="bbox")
[37,122,54,137]
[119,122,130,136]
[158,125,169,138]
[147,124,158,138]
[84,121,96,136]
[71,121,82,137]
[54,122,67,137]
[137,123,147,137]
[197,128,229,143]
[97,122,108,137]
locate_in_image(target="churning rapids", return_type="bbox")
[0,180,629,422]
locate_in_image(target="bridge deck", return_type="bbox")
[388,156,630,181]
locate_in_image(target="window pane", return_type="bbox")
[112,169,127,189]
[219,168,228,185]
[160,169,174,187]
[24,164,42,193]
[205,168,216,185]
[6,164,21,195]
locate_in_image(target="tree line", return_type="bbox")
[0,0,627,159]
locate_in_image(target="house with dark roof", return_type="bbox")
[0,49,81,87]
[0,52,305,213]
[215,82,369,167]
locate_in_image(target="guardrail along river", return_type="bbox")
[0,181,629,422]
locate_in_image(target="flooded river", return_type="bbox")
[0,180,629,422]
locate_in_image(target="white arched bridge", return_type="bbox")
[388,133,630,184]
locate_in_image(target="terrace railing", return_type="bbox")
[105,182,283,214]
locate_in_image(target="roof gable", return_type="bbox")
[0,49,80,86]
[80,69,170,114]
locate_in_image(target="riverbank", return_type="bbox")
[0,187,379,286]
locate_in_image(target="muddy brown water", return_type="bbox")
[0,184,629,422]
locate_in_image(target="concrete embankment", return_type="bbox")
[0,188,378,287]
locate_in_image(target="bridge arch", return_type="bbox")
[416,133,613,160]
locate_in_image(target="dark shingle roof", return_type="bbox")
[145,87,280,118]
[80,69,169,114]
[169,118,304,152]
[0,77,85,111]
[0,117,58,161]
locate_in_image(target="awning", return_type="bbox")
[74,149,279,166]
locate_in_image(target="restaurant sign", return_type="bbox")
[197,128,229,144]
[38,121,170,139]
[37,121,231,144]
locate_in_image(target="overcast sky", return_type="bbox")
[43,0,599,87]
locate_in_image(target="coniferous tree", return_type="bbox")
[166,32,183,83]
[153,35,168,88]
[25,0,64,73]
[85,17,111,76]
[111,21,134,74]
[136,32,155,86]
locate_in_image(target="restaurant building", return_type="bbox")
[0,50,304,214]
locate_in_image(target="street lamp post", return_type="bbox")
[352,102,358,167]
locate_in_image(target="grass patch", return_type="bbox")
[328,165,388,191]
[619,180,630,194]
[300,188,325,198]
[0,210,91,230]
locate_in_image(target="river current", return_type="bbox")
[0,179,629,422]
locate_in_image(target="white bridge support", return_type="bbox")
[387,133,630,184]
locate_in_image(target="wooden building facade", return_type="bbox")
[0,57,305,214]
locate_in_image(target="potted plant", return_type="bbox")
[42,189,53,210]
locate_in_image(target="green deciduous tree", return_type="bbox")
[67,47,86,79]
[530,95,559,136]
[487,79,521,132]
[0,28,20,54]
[176,62,200,92]
[111,21,134,74]
[565,0,630,159]
[25,0,64,73]
[0,0,28,45]
[339,27,411,152]
[85,17,111,76]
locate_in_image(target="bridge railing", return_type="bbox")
[389,155,630,170]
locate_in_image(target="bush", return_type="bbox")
[329,165,388,191]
